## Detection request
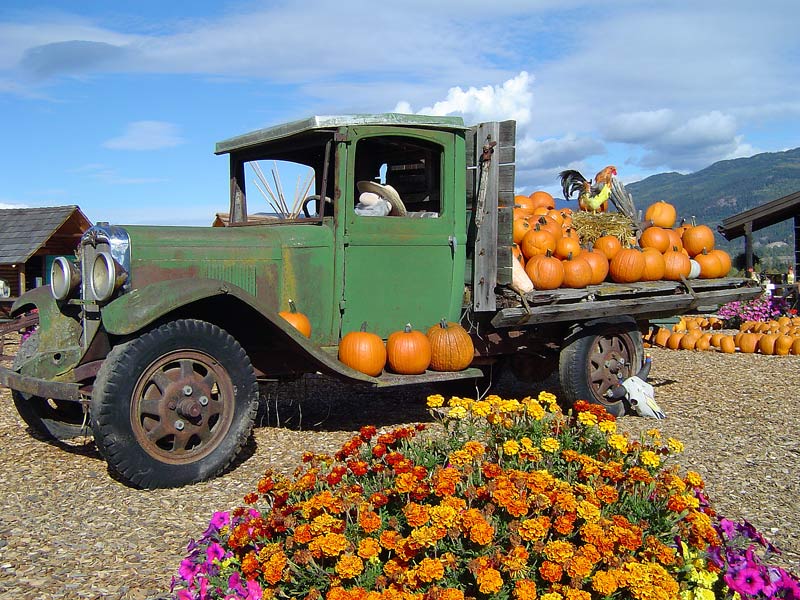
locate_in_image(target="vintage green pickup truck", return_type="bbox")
[0,114,759,488]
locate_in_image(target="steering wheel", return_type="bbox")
[301,195,329,218]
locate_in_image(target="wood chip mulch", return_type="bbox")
[0,334,798,599]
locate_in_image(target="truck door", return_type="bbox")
[339,128,466,339]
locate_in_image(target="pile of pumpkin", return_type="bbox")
[646,315,800,355]
[511,192,733,293]
[279,301,476,376]
[337,320,475,376]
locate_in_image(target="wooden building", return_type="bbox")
[0,206,92,298]
[718,190,800,272]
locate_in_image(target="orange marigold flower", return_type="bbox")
[415,557,445,583]
[685,470,704,489]
[294,523,314,544]
[596,485,619,504]
[553,513,576,535]
[519,516,551,541]
[411,525,446,548]
[469,521,495,546]
[359,509,382,533]
[476,566,503,594]
[591,569,620,596]
[440,590,465,600]
[326,586,350,600]
[241,551,260,578]
[403,503,430,528]
[395,472,417,494]
[335,554,364,579]
[383,558,406,581]
[544,540,575,564]
[358,537,381,560]
[432,467,460,496]
[539,560,563,583]
[262,550,287,585]
[481,462,503,479]
[565,554,594,579]
[379,530,402,550]
[501,545,529,577]
[513,579,538,599]
[464,441,485,457]
[576,500,600,523]
[309,532,349,558]
[564,589,591,600]
[626,466,653,484]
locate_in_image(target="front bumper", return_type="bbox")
[0,364,82,401]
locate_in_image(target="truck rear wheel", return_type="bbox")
[90,319,258,489]
[12,332,86,440]
[558,323,643,417]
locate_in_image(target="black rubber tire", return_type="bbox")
[11,332,87,440]
[90,319,258,489]
[558,323,644,417]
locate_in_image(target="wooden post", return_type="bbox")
[229,156,247,225]
[18,267,26,295]
[472,122,499,312]
[795,214,799,273]
[744,221,753,270]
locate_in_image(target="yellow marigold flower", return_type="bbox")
[395,472,417,494]
[499,398,522,413]
[690,567,719,587]
[541,594,563,600]
[309,532,348,557]
[476,566,503,594]
[485,394,503,406]
[607,434,628,453]
[429,504,458,529]
[577,499,601,523]
[471,400,492,417]
[578,411,598,426]
[357,538,381,560]
[685,471,704,488]
[695,588,717,600]
[519,516,551,541]
[447,449,472,467]
[598,419,617,434]
[415,557,444,583]
[448,396,471,408]
[541,437,560,453]
[503,440,521,456]
[564,589,592,600]
[335,554,364,579]
[667,437,684,453]
[640,450,661,468]
[447,405,468,419]
[538,391,557,404]
[646,428,662,440]
[410,525,444,548]
[426,394,445,408]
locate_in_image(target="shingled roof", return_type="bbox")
[0,205,91,264]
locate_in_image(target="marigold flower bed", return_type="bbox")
[172,393,799,600]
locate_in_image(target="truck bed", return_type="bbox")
[491,277,761,328]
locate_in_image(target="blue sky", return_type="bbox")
[1,1,799,226]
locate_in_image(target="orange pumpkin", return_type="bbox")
[680,332,701,350]
[520,226,557,259]
[694,249,724,279]
[338,322,386,376]
[709,248,732,276]
[513,217,532,244]
[791,337,800,355]
[644,201,677,228]
[536,215,562,238]
[526,251,565,290]
[554,235,582,260]
[279,299,312,338]
[719,336,736,353]
[427,319,474,371]
[663,247,691,281]
[666,229,684,251]
[609,247,645,283]
[528,190,555,210]
[514,195,537,216]
[653,327,672,347]
[682,223,716,257]
[581,249,610,285]
[387,324,431,374]
[639,226,671,253]
[666,332,685,350]
[594,235,622,261]
[758,334,778,355]
[738,333,759,354]
[640,247,666,281]
[561,253,593,289]
[775,335,794,356]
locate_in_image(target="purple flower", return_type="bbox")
[725,565,767,596]
[228,572,246,596]
[204,511,231,536]
[206,542,226,563]
[718,517,737,540]
[178,558,200,582]
[245,579,262,600]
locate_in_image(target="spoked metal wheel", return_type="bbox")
[91,319,258,489]
[559,322,643,417]
[130,350,236,464]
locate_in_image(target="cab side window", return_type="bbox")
[354,136,442,217]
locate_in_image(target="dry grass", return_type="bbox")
[0,336,798,599]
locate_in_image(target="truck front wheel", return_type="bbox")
[91,319,258,489]
[558,323,643,417]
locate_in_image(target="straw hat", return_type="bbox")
[356,181,407,216]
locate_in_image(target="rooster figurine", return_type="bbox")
[559,165,617,212]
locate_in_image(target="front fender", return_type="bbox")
[100,278,381,385]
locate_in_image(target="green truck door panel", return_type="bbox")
[341,128,463,338]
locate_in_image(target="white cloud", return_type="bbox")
[0,201,29,209]
[103,121,183,151]
[397,72,534,126]
[71,163,167,184]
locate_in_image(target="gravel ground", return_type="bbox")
[0,334,799,599]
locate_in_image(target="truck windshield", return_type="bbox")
[244,159,319,220]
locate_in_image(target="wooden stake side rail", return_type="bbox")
[491,278,761,328]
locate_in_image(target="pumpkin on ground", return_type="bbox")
[719,336,736,353]
[387,324,431,374]
[278,299,312,338]
[338,322,386,376]
[427,319,474,371]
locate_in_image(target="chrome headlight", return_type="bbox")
[51,256,81,300]
[89,251,125,302]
